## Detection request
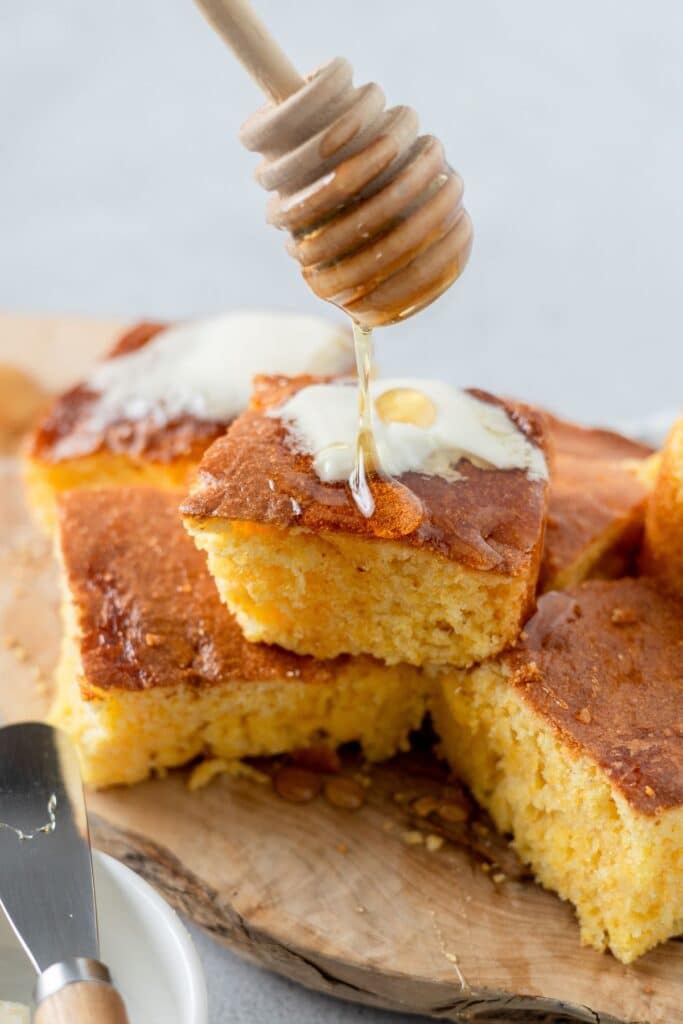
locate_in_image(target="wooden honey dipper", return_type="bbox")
[194,0,473,328]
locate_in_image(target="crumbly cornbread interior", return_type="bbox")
[185,518,535,668]
[432,662,683,963]
[52,625,427,787]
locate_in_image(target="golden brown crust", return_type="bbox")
[29,322,227,465]
[642,415,683,597]
[509,579,683,813]
[182,375,550,576]
[545,413,652,463]
[540,413,653,589]
[57,487,353,694]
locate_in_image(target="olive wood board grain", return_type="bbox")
[0,314,681,1024]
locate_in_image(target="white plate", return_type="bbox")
[0,851,207,1024]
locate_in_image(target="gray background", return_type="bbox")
[2,1,682,1020]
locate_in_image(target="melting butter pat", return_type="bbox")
[376,387,436,429]
[76,311,353,438]
[271,377,548,484]
[0,1002,29,1024]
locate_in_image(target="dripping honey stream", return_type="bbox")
[348,322,424,536]
[349,322,381,518]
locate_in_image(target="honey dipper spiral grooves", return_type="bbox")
[240,57,473,327]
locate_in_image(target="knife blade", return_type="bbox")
[0,722,98,971]
[0,722,128,1023]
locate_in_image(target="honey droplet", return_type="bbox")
[273,766,322,803]
[375,387,436,429]
[324,776,366,810]
[291,746,342,774]
[437,801,469,824]
[413,795,439,817]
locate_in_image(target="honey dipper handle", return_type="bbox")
[194,0,304,101]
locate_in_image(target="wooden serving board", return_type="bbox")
[0,315,681,1024]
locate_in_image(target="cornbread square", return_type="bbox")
[642,413,683,597]
[431,579,683,963]
[51,487,428,787]
[24,313,353,531]
[25,322,203,528]
[540,412,655,592]
[182,376,550,667]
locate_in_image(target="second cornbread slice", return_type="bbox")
[431,579,683,963]
[540,412,655,592]
[51,487,429,786]
[25,312,353,531]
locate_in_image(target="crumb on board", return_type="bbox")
[323,776,365,810]
[437,801,468,824]
[413,795,439,817]
[353,773,372,788]
[188,758,269,791]
[426,834,444,852]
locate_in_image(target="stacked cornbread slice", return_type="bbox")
[182,376,550,667]
[30,319,682,965]
[25,311,353,531]
[52,487,428,786]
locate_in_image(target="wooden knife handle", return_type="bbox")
[35,980,129,1024]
